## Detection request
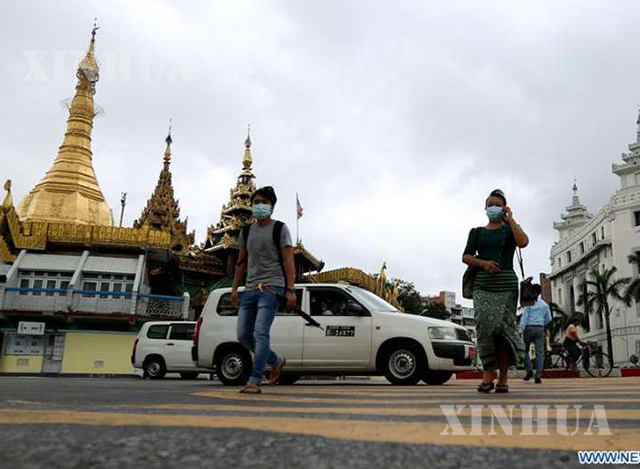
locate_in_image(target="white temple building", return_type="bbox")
[549,111,640,366]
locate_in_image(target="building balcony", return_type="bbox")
[1,287,189,320]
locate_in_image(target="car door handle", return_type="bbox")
[167,343,175,346]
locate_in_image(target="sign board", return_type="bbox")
[18,322,46,336]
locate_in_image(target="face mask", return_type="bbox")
[486,206,503,221]
[252,203,272,220]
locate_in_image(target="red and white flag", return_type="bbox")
[296,193,304,219]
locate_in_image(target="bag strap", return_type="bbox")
[516,247,525,278]
[272,220,286,280]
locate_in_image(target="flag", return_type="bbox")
[296,193,304,219]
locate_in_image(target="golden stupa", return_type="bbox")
[17,24,113,226]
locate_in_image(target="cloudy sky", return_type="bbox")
[2,0,639,303]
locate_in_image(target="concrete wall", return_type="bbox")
[0,354,43,373]
[61,332,136,374]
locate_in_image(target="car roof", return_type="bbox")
[141,321,196,327]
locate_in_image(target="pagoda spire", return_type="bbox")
[133,126,194,253]
[17,22,113,226]
[243,124,252,171]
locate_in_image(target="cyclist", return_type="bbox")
[564,317,586,371]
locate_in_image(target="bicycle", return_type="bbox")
[544,342,613,378]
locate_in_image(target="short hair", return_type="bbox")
[569,317,580,325]
[251,186,277,206]
[533,284,542,296]
[486,189,507,206]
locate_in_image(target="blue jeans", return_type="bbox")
[523,326,545,379]
[237,287,282,385]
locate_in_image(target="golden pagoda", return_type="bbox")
[133,128,195,254]
[17,24,113,226]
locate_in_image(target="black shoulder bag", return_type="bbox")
[462,227,482,300]
[516,248,535,307]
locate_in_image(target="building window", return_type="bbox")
[592,233,597,245]
[82,282,97,298]
[32,279,43,296]
[558,258,562,268]
[601,227,605,239]
[81,273,135,298]
[579,242,585,255]
[567,251,572,263]
[17,271,74,297]
[19,279,29,295]
[46,280,56,297]
[635,211,640,227]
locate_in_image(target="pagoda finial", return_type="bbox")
[76,19,100,94]
[242,125,253,170]
[572,178,581,206]
[164,119,173,169]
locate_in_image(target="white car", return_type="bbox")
[132,321,209,379]
[192,284,475,385]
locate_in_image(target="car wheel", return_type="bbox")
[179,372,200,380]
[384,344,425,385]
[278,374,301,385]
[144,357,166,380]
[215,347,251,386]
[422,371,453,385]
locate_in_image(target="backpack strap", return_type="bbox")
[272,221,287,281]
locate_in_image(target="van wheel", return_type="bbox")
[215,347,251,386]
[422,371,453,385]
[144,357,166,380]
[278,374,301,385]
[179,372,200,380]
[383,344,425,385]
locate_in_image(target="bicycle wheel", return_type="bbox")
[585,351,613,378]
[548,352,567,369]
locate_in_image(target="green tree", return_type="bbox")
[624,252,640,305]
[393,279,423,315]
[422,302,451,320]
[577,266,631,368]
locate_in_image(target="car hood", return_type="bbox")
[377,311,466,330]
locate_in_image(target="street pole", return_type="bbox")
[119,192,127,227]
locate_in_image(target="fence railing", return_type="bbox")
[2,287,188,319]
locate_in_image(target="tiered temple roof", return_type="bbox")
[133,129,195,254]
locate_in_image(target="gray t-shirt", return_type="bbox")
[238,220,293,290]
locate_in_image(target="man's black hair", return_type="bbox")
[487,188,507,206]
[569,317,580,325]
[533,284,542,296]
[251,186,277,206]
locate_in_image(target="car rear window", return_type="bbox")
[147,324,169,339]
[169,323,195,341]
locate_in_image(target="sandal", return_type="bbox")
[268,357,287,386]
[477,381,495,393]
[495,384,509,393]
[239,384,262,394]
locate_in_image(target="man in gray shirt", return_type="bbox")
[232,186,296,393]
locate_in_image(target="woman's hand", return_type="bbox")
[504,206,514,224]
[483,260,501,273]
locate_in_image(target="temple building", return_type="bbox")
[549,111,640,366]
[0,26,403,375]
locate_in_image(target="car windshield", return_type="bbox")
[346,287,399,312]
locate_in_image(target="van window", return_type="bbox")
[147,324,169,339]
[309,288,370,317]
[217,290,304,316]
[217,293,238,316]
[276,289,303,316]
[169,323,195,341]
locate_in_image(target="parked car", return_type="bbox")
[132,321,208,379]
[192,283,475,385]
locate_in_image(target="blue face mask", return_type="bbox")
[252,203,272,220]
[486,206,504,222]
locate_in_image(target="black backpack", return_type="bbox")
[242,220,286,278]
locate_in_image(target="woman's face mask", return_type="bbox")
[252,203,272,220]
[485,206,504,222]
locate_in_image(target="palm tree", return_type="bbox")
[547,302,568,342]
[577,266,631,368]
[625,253,640,305]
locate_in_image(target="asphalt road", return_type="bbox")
[1,376,639,469]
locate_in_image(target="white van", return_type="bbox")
[132,321,208,379]
[192,284,475,385]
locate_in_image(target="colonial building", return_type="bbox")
[549,111,640,366]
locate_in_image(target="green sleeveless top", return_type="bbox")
[463,224,518,292]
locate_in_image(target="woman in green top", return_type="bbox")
[462,189,529,393]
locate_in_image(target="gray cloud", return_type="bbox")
[2,0,639,303]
